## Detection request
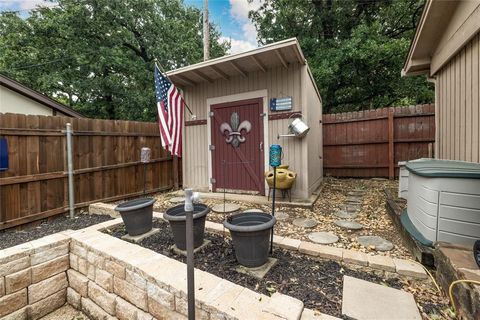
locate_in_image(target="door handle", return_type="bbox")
[259,142,263,151]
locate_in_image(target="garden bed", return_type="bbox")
[0,213,112,250]
[104,219,450,319]
[153,178,412,259]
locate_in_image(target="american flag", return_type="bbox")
[154,64,184,157]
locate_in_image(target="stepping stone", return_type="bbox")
[243,209,263,213]
[345,205,360,213]
[293,218,318,228]
[308,232,339,244]
[357,236,394,251]
[342,276,421,320]
[333,210,358,219]
[348,191,365,197]
[334,220,363,230]
[169,197,185,204]
[212,203,240,213]
[345,198,362,204]
[275,211,290,221]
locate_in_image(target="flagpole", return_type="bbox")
[154,58,194,116]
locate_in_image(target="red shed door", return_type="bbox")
[211,98,265,195]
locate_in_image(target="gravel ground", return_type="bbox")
[153,178,412,259]
[0,214,112,250]
[104,220,451,319]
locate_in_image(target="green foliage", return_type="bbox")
[0,0,228,120]
[249,0,434,113]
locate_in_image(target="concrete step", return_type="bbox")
[341,275,421,320]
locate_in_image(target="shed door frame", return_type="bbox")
[206,89,269,193]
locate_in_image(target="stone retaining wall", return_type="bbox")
[68,227,308,320]
[1,206,429,320]
[0,220,323,320]
[0,232,71,320]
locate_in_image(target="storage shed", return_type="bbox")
[404,159,480,247]
[166,38,323,200]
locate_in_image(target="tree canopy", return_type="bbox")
[249,0,434,114]
[0,0,228,120]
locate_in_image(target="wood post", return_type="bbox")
[388,109,394,179]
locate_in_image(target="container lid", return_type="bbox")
[406,159,480,178]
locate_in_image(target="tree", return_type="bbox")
[249,0,434,113]
[0,0,228,120]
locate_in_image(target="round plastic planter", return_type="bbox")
[115,198,156,236]
[164,204,210,251]
[223,212,276,268]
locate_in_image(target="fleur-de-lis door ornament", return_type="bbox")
[219,112,252,148]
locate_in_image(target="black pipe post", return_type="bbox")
[270,166,277,254]
[184,188,195,320]
[143,163,147,196]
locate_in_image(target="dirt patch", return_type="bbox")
[104,220,451,319]
[153,178,412,259]
[0,214,112,250]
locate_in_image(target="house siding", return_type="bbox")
[0,86,55,116]
[435,32,480,162]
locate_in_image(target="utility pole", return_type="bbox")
[203,0,210,61]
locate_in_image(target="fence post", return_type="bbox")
[388,109,394,179]
[66,123,75,219]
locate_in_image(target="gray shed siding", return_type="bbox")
[181,62,322,199]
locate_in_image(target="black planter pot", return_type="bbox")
[223,212,276,268]
[115,198,156,236]
[164,204,210,250]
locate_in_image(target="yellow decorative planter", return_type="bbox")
[264,168,297,190]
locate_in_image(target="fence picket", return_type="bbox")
[0,113,176,230]
[323,104,435,178]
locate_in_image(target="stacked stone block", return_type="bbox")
[0,233,71,320]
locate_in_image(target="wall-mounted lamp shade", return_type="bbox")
[0,137,8,172]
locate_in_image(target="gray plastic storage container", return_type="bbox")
[406,159,480,247]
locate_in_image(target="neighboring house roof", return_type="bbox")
[403,0,480,77]
[166,37,321,101]
[0,74,85,118]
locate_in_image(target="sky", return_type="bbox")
[0,0,262,54]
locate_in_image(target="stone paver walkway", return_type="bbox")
[357,235,394,252]
[342,275,421,320]
[293,218,318,228]
[334,220,363,230]
[308,232,339,244]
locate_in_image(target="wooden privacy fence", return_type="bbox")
[0,113,178,230]
[323,104,435,178]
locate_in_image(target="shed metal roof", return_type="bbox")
[166,38,307,87]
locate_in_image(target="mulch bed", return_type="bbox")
[0,214,112,250]
[105,219,417,318]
